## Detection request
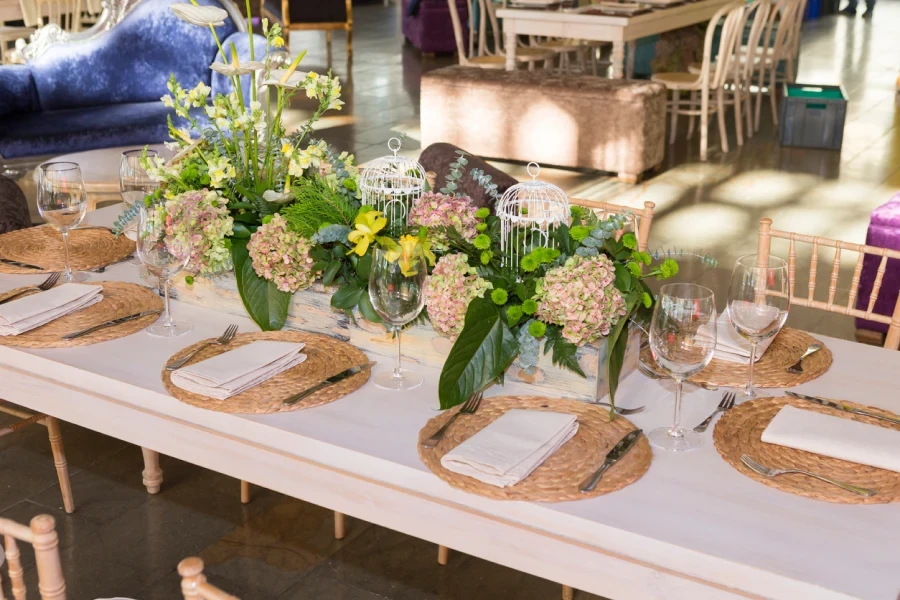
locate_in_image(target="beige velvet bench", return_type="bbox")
[420,66,667,183]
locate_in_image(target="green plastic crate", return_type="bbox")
[779,83,848,150]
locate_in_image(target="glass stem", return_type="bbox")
[163,277,174,327]
[61,230,72,281]
[670,378,684,438]
[747,341,758,396]
[393,326,403,380]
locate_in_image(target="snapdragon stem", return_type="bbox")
[245,0,257,104]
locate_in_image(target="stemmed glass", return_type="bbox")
[119,149,159,206]
[648,283,718,452]
[368,247,427,390]
[727,254,790,401]
[37,162,88,283]
[136,204,193,338]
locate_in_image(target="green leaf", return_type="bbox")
[549,335,585,377]
[614,262,632,291]
[231,224,252,238]
[357,291,382,323]
[355,252,372,281]
[331,281,363,310]
[322,260,342,286]
[231,239,291,331]
[233,212,262,225]
[439,298,519,410]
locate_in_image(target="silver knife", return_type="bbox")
[62,309,162,340]
[786,391,900,426]
[579,428,643,493]
[0,257,43,270]
[283,361,376,406]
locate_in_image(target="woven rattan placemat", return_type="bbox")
[0,226,134,274]
[162,331,370,414]
[641,328,832,388]
[0,281,162,348]
[714,395,900,504]
[418,396,651,502]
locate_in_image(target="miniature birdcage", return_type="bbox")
[359,138,426,236]
[497,163,570,270]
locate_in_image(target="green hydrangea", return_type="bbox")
[533,247,560,263]
[522,298,538,315]
[521,255,539,272]
[475,207,490,219]
[528,320,547,338]
[621,232,637,250]
[569,206,586,219]
[659,258,679,279]
[570,225,590,242]
[507,304,524,326]
[627,261,643,278]
[480,250,493,265]
[641,292,652,308]
[476,222,487,232]
[473,234,491,250]
[491,288,509,305]
[632,251,652,265]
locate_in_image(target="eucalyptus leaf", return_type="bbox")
[438,298,519,410]
[231,239,291,331]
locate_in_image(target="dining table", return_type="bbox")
[1,204,899,600]
[496,0,733,78]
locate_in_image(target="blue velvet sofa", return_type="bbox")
[0,0,265,161]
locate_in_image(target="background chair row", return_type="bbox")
[0,0,101,62]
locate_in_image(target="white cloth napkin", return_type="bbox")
[440,409,579,488]
[0,283,103,336]
[170,340,307,400]
[762,405,900,474]
[715,311,776,364]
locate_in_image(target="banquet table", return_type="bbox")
[1,206,899,600]
[497,0,733,78]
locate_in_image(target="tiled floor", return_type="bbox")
[3,2,900,598]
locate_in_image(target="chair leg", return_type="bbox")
[669,90,680,145]
[45,417,74,514]
[769,71,779,126]
[334,511,346,540]
[716,87,729,154]
[754,68,765,133]
[744,86,754,139]
[240,480,251,504]
[687,90,699,140]
[437,545,450,565]
[734,85,744,147]
[141,447,163,494]
[700,90,710,161]
[562,585,575,600]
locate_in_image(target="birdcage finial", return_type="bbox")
[526,162,540,181]
[388,137,402,156]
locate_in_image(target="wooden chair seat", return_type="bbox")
[465,54,508,68]
[651,71,701,89]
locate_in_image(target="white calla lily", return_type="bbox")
[259,69,308,90]
[262,189,293,203]
[170,3,229,27]
[210,60,266,77]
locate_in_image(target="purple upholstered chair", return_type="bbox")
[402,0,468,54]
[855,193,900,342]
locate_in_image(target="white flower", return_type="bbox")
[250,100,261,111]
[259,69,307,90]
[210,59,266,77]
[204,105,217,118]
[207,156,236,188]
[170,3,228,27]
[160,94,175,108]
[262,189,293,203]
[215,117,229,129]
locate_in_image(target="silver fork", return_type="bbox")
[740,454,876,497]
[0,272,61,305]
[693,392,735,432]
[165,324,239,371]
[592,401,644,415]
[421,391,484,449]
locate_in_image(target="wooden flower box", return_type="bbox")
[173,274,640,401]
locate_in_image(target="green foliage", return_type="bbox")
[506,305,524,326]
[281,178,360,238]
[231,239,291,331]
[543,326,585,378]
[528,320,546,338]
[491,288,508,305]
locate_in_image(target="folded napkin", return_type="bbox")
[762,405,900,474]
[440,409,579,488]
[170,340,307,400]
[715,311,776,364]
[0,283,103,336]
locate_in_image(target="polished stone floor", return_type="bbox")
[3,2,900,598]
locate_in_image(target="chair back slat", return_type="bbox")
[787,236,797,297]
[758,218,900,350]
[569,199,655,252]
[0,515,64,600]
[445,0,469,65]
[742,0,773,79]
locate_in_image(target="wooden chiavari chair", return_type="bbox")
[178,557,238,600]
[757,218,900,350]
[0,403,74,513]
[36,0,82,32]
[0,515,65,599]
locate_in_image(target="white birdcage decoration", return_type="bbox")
[497,162,570,270]
[359,138,426,236]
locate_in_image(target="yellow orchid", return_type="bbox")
[385,234,429,276]
[347,209,387,256]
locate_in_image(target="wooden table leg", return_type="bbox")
[505,29,517,71]
[141,447,163,494]
[562,584,575,600]
[45,417,74,514]
[334,511,346,540]
[611,41,625,79]
[437,545,450,565]
[240,480,251,504]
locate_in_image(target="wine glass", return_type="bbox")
[136,204,193,337]
[727,254,790,401]
[368,247,427,390]
[648,283,718,452]
[119,149,159,206]
[37,162,88,283]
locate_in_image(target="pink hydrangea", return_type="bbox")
[536,254,627,346]
[408,192,478,250]
[425,253,492,339]
[163,189,233,275]
[247,213,316,293]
